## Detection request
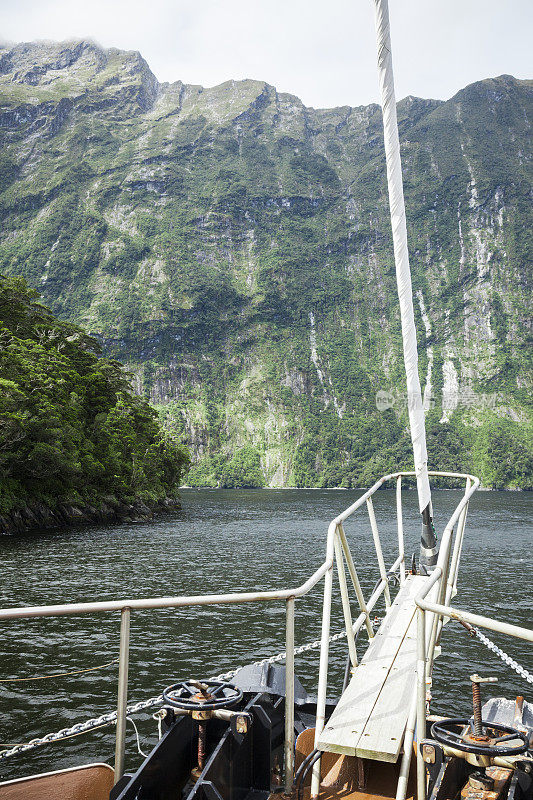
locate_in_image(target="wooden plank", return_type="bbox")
[317,633,405,755]
[355,616,418,762]
[318,575,429,760]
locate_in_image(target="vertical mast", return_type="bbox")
[373,0,437,567]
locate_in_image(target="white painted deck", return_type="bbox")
[317,574,430,763]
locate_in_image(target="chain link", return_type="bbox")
[0,626,353,762]
[474,629,533,685]
[3,617,530,763]
[212,628,350,682]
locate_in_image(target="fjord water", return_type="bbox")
[0,489,531,781]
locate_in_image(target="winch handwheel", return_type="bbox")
[162,680,243,711]
[430,718,529,757]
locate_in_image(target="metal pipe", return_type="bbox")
[334,532,358,666]
[311,522,336,800]
[396,476,406,584]
[416,600,533,643]
[398,591,440,800]
[416,607,427,800]
[426,527,454,674]
[0,562,332,621]
[366,498,391,607]
[437,477,479,542]
[284,596,295,794]
[349,552,404,638]
[332,471,478,529]
[448,478,471,596]
[114,607,130,783]
[337,524,374,639]
[433,530,453,646]
[396,688,417,800]
[0,472,477,625]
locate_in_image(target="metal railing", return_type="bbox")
[0,560,331,787]
[415,574,533,800]
[0,470,478,793]
[310,470,480,800]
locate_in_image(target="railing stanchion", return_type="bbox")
[448,477,471,598]
[396,476,406,584]
[396,689,417,800]
[416,607,427,800]
[338,524,374,639]
[334,530,358,666]
[115,607,131,783]
[426,531,453,674]
[366,498,391,607]
[284,596,295,794]
[311,523,336,800]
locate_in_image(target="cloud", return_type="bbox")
[0,0,530,108]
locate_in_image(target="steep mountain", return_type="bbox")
[0,40,531,488]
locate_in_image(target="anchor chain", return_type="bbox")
[5,618,529,763]
[0,625,358,762]
[474,629,533,685]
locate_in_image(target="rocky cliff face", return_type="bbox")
[1,40,531,487]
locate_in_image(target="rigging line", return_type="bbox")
[127,716,149,758]
[0,658,119,682]
[0,721,113,749]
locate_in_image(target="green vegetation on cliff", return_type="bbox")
[0,41,531,490]
[0,276,189,520]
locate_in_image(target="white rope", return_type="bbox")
[127,716,148,758]
[373,0,431,513]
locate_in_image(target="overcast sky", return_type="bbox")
[1,0,531,108]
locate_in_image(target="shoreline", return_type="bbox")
[181,485,526,492]
[2,485,526,535]
[0,496,182,536]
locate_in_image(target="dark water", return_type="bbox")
[0,489,531,781]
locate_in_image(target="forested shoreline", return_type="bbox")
[0,276,189,534]
[0,274,530,536]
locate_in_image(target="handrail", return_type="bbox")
[0,562,332,621]
[0,555,332,785]
[414,576,533,800]
[311,470,479,800]
[0,470,477,623]
[332,470,478,526]
[0,469,480,791]
[416,595,533,644]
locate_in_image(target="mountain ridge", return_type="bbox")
[3,38,525,113]
[0,39,531,489]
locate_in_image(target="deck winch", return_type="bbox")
[162,679,252,780]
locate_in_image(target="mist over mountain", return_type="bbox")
[0,39,531,488]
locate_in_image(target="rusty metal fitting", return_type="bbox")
[192,708,213,721]
[458,619,476,636]
[470,674,497,737]
[422,744,436,764]
[235,714,249,734]
[470,675,498,684]
[191,686,215,720]
[468,772,495,791]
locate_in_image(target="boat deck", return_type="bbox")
[292,727,416,800]
[317,574,429,762]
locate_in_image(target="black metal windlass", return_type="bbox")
[420,504,438,569]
